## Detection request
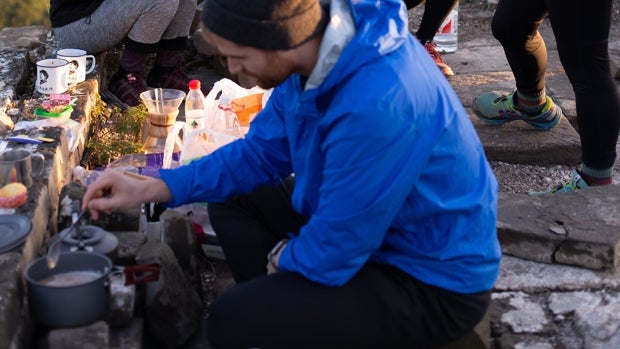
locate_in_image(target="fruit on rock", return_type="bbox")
[0,182,27,208]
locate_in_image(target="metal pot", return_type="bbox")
[24,251,112,328]
[24,251,160,328]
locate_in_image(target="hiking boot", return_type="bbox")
[530,169,590,195]
[423,41,454,77]
[473,91,562,131]
[147,65,211,95]
[107,69,147,108]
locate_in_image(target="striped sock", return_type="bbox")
[578,163,614,186]
[515,90,547,115]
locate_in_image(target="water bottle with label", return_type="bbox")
[185,80,206,130]
[434,2,458,53]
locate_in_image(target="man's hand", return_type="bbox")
[81,169,172,220]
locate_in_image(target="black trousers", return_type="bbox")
[404,0,459,42]
[206,177,491,349]
[492,0,620,169]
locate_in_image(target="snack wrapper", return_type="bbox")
[40,94,70,113]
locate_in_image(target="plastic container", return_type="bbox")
[434,3,458,53]
[185,80,206,130]
[217,94,242,138]
[231,92,264,127]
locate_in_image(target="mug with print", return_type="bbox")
[35,58,70,94]
[56,48,96,85]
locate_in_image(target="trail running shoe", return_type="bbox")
[107,70,147,108]
[423,41,454,77]
[473,91,562,131]
[530,169,589,195]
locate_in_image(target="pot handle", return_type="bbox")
[116,263,160,286]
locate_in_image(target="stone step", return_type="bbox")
[498,185,620,271]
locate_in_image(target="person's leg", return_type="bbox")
[146,0,210,92]
[492,0,548,103]
[415,0,457,42]
[473,0,562,130]
[53,0,183,106]
[547,0,620,187]
[53,0,179,54]
[207,262,491,349]
[207,176,308,282]
[405,0,456,76]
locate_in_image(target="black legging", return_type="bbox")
[206,177,491,349]
[492,0,620,169]
[404,0,459,42]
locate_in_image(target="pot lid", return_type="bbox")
[48,225,119,255]
[0,214,32,254]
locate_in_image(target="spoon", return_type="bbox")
[46,209,89,269]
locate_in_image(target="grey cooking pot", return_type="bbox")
[24,251,112,328]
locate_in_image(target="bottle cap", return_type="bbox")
[189,80,201,90]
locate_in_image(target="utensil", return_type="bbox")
[46,209,89,269]
[71,206,87,251]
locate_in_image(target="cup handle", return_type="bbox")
[31,153,45,178]
[85,55,96,74]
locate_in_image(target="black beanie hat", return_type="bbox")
[201,0,328,50]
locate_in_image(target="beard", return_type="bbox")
[242,52,294,90]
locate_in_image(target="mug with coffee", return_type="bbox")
[56,49,96,85]
[0,149,45,188]
[36,59,70,94]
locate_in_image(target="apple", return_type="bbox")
[0,182,27,208]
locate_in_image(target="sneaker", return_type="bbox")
[473,91,562,131]
[530,169,589,195]
[107,69,147,108]
[147,65,211,95]
[423,41,454,77]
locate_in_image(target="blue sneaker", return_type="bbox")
[530,169,589,195]
[473,91,562,131]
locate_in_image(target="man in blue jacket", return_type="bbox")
[83,0,501,347]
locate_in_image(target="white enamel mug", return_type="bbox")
[56,48,96,85]
[35,58,70,94]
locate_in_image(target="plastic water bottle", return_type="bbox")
[434,3,458,53]
[185,80,205,130]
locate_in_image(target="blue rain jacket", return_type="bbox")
[161,0,501,293]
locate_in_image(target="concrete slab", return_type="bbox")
[469,111,581,166]
[498,184,620,271]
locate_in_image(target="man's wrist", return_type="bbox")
[267,239,289,271]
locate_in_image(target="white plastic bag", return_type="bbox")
[162,122,237,168]
[203,78,265,133]
[161,78,267,168]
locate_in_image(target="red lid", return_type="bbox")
[189,80,201,90]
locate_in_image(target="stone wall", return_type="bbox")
[0,26,210,349]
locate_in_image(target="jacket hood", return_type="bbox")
[307,0,409,90]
